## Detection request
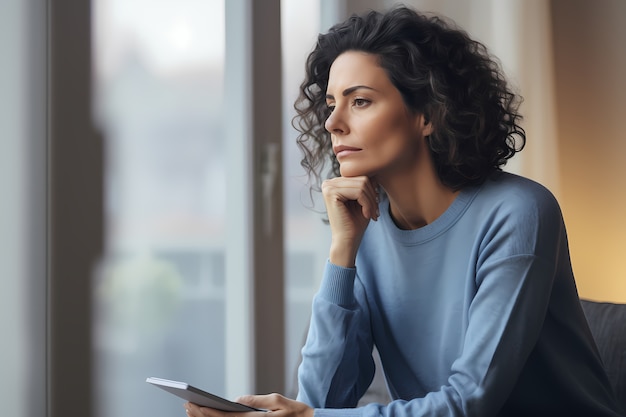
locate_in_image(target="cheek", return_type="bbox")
[361,116,397,145]
[368,116,417,151]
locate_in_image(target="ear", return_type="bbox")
[416,114,433,137]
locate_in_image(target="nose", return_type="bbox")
[325,108,347,135]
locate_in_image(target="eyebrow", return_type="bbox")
[325,85,376,100]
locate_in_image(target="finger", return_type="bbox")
[236,393,286,411]
[362,177,380,220]
[346,177,377,217]
[336,177,379,220]
[236,395,314,417]
[323,177,379,220]
[185,402,218,417]
[184,402,256,417]
[351,176,379,211]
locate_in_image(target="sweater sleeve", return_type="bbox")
[297,260,376,409]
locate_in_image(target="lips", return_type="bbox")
[333,145,362,158]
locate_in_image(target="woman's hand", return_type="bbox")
[184,394,313,417]
[321,176,379,267]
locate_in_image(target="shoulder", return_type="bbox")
[469,172,567,260]
[476,172,562,222]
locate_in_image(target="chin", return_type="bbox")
[339,162,377,178]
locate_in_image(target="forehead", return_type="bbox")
[327,51,392,92]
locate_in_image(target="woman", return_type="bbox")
[185,5,624,417]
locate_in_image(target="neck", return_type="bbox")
[377,155,458,231]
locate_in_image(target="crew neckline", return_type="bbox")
[379,184,480,245]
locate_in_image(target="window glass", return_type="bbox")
[1,2,46,416]
[281,0,331,396]
[92,1,227,416]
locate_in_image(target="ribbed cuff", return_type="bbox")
[318,259,357,307]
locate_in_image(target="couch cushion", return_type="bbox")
[580,299,626,411]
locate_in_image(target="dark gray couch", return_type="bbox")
[580,299,626,412]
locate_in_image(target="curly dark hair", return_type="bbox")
[293,5,525,192]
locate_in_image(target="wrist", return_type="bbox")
[329,240,358,268]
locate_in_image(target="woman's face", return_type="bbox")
[325,50,431,179]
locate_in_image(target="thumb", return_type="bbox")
[236,393,285,411]
[235,395,255,405]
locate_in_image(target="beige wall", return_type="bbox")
[552,0,626,302]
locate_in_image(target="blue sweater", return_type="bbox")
[297,172,623,417]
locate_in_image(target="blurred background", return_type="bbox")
[1,1,624,417]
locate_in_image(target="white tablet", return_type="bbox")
[146,377,264,412]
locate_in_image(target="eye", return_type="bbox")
[353,97,371,107]
[326,103,335,113]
